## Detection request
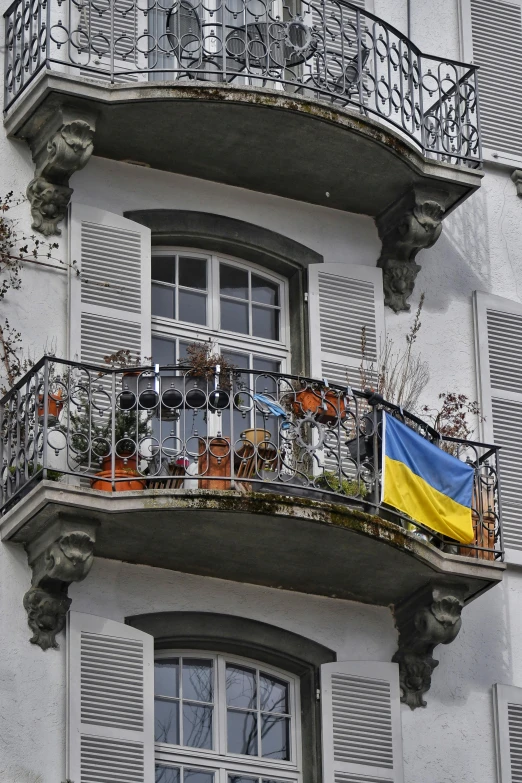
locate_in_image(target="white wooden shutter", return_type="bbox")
[68,204,151,365]
[494,684,522,783]
[320,661,404,783]
[308,263,384,387]
[474,291,522,555]
[310,0,366,94]
[67,611,155,783]
[470,0,522,159]
[73,0,149,83]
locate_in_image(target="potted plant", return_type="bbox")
[289,380,348,424]
[69,398,150,492]
[315,470,368,498]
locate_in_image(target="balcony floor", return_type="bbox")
[1,482,504,607]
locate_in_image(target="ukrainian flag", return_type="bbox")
[382,413,474,544]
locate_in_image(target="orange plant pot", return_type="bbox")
[100,454,137,473]
[37,389,64,423]
[91,469,145,492]
[198,437,231,490]
[292,389,347,424]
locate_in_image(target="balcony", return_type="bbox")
[1,357,505,701]
[3,0,482,223]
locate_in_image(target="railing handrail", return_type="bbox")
[1,356,498,454]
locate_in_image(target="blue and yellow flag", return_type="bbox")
[382,413,474,544]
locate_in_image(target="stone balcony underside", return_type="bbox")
[2,482,504,606]
[5,74,482,217]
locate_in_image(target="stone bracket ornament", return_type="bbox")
[23,518,98,650]
[376,188,448,313]
[511,170,522,197]
[392,583,467,709]
[23,105,97,236]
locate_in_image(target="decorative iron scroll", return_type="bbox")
[4,0,481,167]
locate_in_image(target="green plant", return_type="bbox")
[68,398,152,467]
[9,463,63,481]
[315,471,368,498]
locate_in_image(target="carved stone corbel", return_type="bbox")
[23,518,98,650]
[24,105,97,236]
[376,188,448,313]
[511,170,522,197]
[392,583,467,709]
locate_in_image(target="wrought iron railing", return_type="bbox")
[0,357,501,559]
[4,0,481,166]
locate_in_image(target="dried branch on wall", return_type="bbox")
[0,192,60,392]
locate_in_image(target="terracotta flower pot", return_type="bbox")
[91,452,144,492]
[292,389,347,424]
[241,428,271,446]
[100,453,137,473]
[37,389,64,424]
[91,470,146,492]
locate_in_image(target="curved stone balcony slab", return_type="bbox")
[5,73,482,217]
[0,483,505,607]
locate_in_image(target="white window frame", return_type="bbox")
[154,651,302,783]
[151,249,291,371]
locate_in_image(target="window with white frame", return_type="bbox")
[151,249,290,374]
[154,652,302,783]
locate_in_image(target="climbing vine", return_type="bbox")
[0,192,60,391]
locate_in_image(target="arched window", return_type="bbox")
[151,249,291,373]
[154,651,302,783]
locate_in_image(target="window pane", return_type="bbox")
[226,665,257,709]
[252,275,279,306]
[152,336,176,366]
[155,698,180,744]
[156,766,180,783]
[179,256,207,290]
[183,703,213,749]
[227,709,258,755]
[155,659,179,697]
[260,675,288,713]
[152,283,175,319]
[152,256,176,284]
[179,290,207,325]
[221,351,249,370]
[229,777,258,783]
[221,298,249,334]
[184,770,215,783]
[182,659,213,702]
[253,358,280,374]
[261,715,289,760]
[252,306,278,341]
[220,264,248,299]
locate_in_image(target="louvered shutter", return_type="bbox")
[474,291,522,555]
[67,611,155,783]
[470,0,522,158]
[72,0,149,83]
[320,661,404,783]
[494,684,522,783]
[310,0,366,96]
[308,263,384,387]
[68,204,151,365]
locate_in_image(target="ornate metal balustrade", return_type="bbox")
[1,357,501,559]
[4,0,481,166]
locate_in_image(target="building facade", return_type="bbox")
[1,1,522,781]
